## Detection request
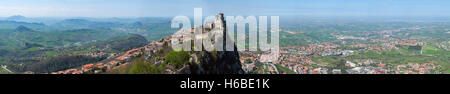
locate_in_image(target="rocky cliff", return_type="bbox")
[175,13,244,74]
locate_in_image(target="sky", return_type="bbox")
[0,0,449,17]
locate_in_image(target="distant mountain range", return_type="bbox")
[6,15,26,20]
[0,16,177,72]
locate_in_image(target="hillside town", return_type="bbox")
[46,36,172,74]
[24,24,443,74]
[240,29,442,74]
[15,13,446,75]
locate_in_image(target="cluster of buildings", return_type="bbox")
[239,51,280,74]
[343,60,439,74]
[278,54,312,65]
[368,43,397,51]
[394,62,439,74]
[238,31,439,74]
[282,42,355,57]
[365,39,423,51]
[343,59,389,74]
[277,54,313,74]
[50,47,146,74]
[240,52,261,73]
[241,25,441,74]
[47,32,178,74]
[391,40,424,46]
[345,66,384,74]
[51,68,82,74]
[240,41,433,74]
[310,68,329,74]
[351,44,368,48]
[240,42,355,74]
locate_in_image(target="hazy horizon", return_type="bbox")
[0,0,449,18]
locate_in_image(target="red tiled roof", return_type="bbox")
[83,64,94,69]
[96,63,104,66]
[115,56,126,61]
[109,61,118,65]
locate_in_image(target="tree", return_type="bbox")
[164,50,190,69]
[128,61,165,74]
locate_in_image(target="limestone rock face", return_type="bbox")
[177,13,244,74]
[183,48,243,74]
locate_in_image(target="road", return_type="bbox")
[1,65,13,73]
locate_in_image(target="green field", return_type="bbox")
[347,45,450,73]
[275,64,296,74]
[312,56,343,67]
[423,45,446,55]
